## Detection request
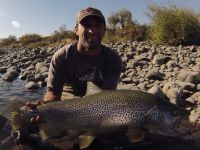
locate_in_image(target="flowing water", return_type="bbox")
[0,74,45,118]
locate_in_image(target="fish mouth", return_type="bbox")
[165,116,190,137]
[171,116,193,137]
[148,116,187,137]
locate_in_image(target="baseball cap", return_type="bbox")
[77,7,105,25]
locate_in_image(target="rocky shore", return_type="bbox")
[1,41,200,141]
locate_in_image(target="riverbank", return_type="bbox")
[1,41,200,141]
[0,73,45,117]
[1,41,200,91]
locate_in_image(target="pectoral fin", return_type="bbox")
[39,123,67,141]
[126,128,146,143]
[78,135,95,149]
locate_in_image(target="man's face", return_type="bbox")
[75,16,105,50]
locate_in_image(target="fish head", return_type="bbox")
[145,99,190,136]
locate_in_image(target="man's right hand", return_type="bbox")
[26,101,44,123]
[26,91,60,123]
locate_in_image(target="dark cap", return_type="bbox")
[77,7,105,24]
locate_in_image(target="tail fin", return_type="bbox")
[9,97,26,132]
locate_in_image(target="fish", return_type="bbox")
[10,83,190,149]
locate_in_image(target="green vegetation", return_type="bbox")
[50,25,77,43]
[0,35,18,47]
[148,5,200,45]
[19,33,43,47]
[104,8,148,42]
[1,5,200,48]
[0,26,77,48]
[103,24,149,43]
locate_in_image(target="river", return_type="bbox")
[0,74,45,118]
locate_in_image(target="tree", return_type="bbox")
[117,8,133,28]
[107,8,133,29]
[51,25,77,42]
[148,5,200,45]
[108,14,120,29]
[0,35,17,47]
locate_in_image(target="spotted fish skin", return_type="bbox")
[21,90,189,135]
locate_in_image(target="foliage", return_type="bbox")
[148,5,200,45]
[108,14,120,29]
[16,25,77,48]
[23,41,49,48]
[107,8,133,29]
[105,8,149,43]
[50,25,77,43]
[117,8,133,28]
[19,33,42,46]
[0,35,18,47]
[3,7,200,47]
[103,24,149,43]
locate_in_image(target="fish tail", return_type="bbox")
[10,97,26,132]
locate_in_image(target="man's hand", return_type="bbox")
[26,101,44,123]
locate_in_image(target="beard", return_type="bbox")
[82,35,102,50]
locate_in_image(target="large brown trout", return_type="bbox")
[10,88,189,149]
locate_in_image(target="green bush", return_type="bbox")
[103,29,119,43]
[50,25,77,43]
[120,24,149,41]
[0,35,17,47]
[103,24,149,43]
[50,31,77,43]
[24,41,49,48]
[148,5,200,45]
[19,33,42,46]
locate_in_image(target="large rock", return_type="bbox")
[2,66,20,81]
[24,81,39,90]
[0,66,7,74]
[178,71,200,84]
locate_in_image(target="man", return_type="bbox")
[9,6,122,149]
[42,7,122,103]
[23,6,122,149]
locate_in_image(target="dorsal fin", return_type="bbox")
[86,82,102,95]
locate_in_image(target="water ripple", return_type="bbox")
[0,74,45,118]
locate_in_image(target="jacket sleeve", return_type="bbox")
[46,47,67,94]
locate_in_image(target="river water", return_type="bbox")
[0,74,45,118]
